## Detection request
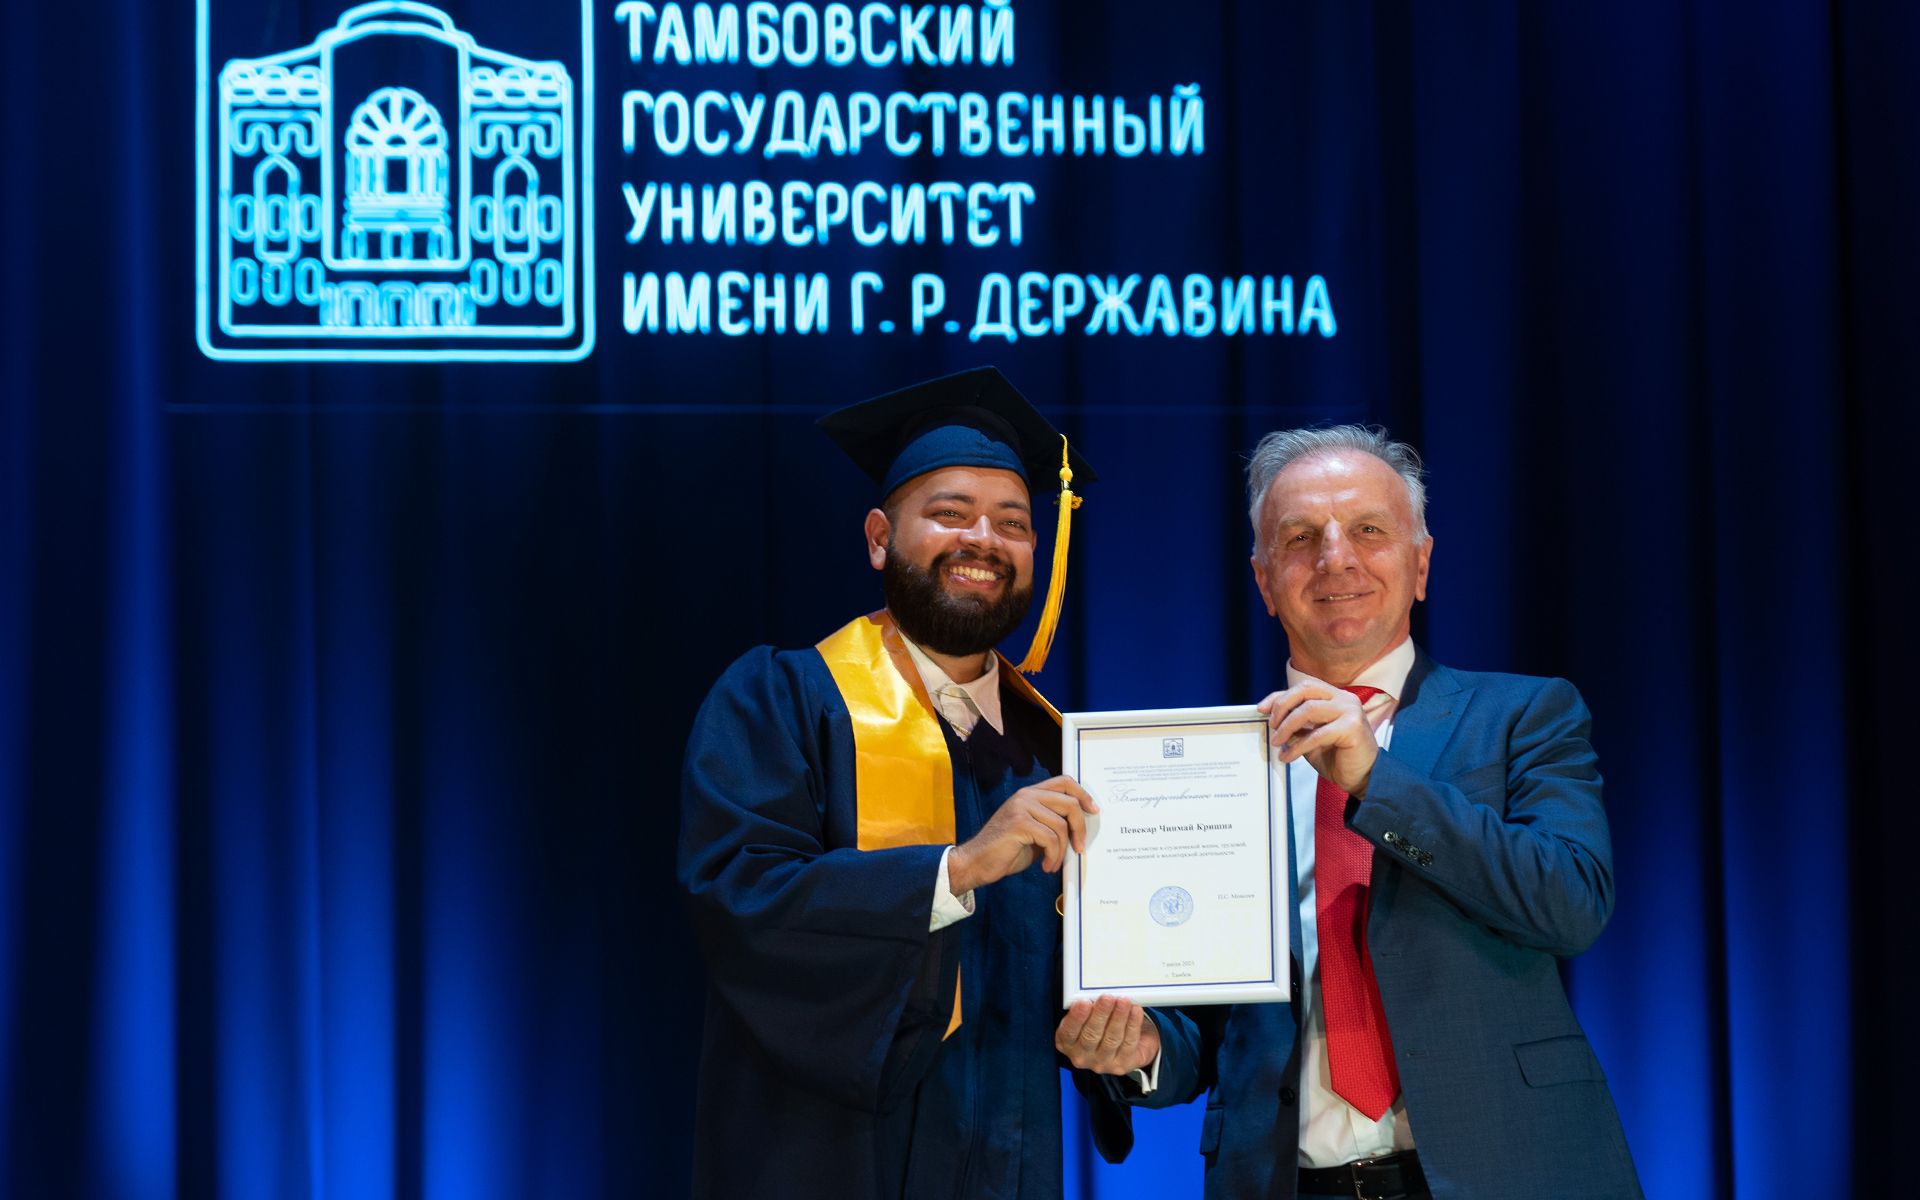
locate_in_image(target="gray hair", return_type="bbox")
[1246,425,1429,545]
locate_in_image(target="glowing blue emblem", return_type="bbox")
[197,1,595,361]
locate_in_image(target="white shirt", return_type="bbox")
[895,634,1003,932]
[1288,637,1418,1167]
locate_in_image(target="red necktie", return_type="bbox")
[1314,684,1401,1120]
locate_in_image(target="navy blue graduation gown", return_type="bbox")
[679,645,1087,1199]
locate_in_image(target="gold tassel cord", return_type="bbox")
[1015,435,1080,675]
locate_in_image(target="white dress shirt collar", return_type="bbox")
[1285,638,1417,708]
[897,632,1004,739]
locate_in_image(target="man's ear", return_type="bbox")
[864,509,891,571]
[1250,551,1278,618]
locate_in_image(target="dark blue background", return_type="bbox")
[3,1,1915,1196]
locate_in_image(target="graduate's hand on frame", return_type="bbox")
[1054,996,1159,1075]
[946,775,1097,894]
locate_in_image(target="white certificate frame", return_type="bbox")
[1061,705,1290,1007]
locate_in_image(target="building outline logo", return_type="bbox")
[196,1,595,362]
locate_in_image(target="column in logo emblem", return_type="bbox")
[198,0,595,361]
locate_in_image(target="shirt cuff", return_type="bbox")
[1127,1046,1163,1095]
[930,846,977,932]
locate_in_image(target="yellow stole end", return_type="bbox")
[816,612,1067,1040]
[816,611,964,1038]
[817,612,957,853]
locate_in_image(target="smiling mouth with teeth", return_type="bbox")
[950,565,1001,583]
[1317,592,1367,602]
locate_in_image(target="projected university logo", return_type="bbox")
[196,1,595,361]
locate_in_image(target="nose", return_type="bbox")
[1316,522,1357,572]
[956,515,998,547]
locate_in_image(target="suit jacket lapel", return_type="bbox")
[1385,648,1468,778]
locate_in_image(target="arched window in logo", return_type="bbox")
[343,86,454,264]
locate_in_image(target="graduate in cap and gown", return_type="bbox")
[678,367,1127,1198]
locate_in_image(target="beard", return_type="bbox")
[882,544,1035,657]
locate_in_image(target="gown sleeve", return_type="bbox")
[677,647,960,1113]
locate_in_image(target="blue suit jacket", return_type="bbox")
[1137,651,1643,1200]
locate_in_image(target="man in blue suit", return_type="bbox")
[1056,426,1642,1199]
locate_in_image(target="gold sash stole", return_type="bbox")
[815,611,1061,1039]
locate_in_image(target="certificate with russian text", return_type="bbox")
[1061,706,1289,1007]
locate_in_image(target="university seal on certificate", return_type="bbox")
[1149,886,1194,927]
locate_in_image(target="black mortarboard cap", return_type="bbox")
[817,366,1096,500]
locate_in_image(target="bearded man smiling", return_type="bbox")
[677,367,1127,1200]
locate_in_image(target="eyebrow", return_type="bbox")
[925,491,1031,514]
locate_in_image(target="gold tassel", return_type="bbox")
[1015,435,1080,675]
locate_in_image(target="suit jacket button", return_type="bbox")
[1279,1087,1297,1106]
[1383,831,1399,844]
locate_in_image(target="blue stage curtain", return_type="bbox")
[3,2,1915,1197]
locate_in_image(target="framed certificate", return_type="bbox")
[1061,706,1290,1007]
